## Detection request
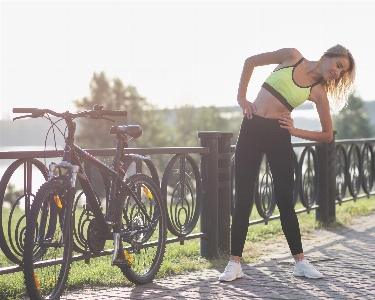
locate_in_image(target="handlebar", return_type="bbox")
[12,107,127,121]
[12,108,38,113]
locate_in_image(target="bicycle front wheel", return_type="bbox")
[119,174,167,284]
[23,179,73,300]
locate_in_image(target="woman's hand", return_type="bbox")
[238,98,257,119]
[278,114,297,135]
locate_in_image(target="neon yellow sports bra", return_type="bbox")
[261,58,321,111]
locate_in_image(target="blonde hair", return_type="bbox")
[320,44,356,114]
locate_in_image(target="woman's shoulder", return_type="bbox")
[249,48,304,68]
[280,48,303,58]
[274,48,303,65]
[309,82,328,104]
[287,48,303,59]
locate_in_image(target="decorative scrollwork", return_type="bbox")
[161,154,202,237]
[292,151,300,207]
[121,155,160,187]
[0,159,47,264]
[254,154,276,220]
[73,191,95,253]
[231,151,299,220]
[361,143,374,196]
[299,146,318,209]
[347,143,362,199]
[73,161,109,253]
[335,145,348,204]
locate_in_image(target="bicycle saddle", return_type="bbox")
[110,125,142,138]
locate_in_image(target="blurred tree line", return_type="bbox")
[73,72,374,148]
[3,183,23,207]
[73,72,242,149]
[333,92,375,139]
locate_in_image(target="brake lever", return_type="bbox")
[13,115,32,121]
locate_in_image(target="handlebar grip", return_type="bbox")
[13,108,38,113]
[101,110,127,117]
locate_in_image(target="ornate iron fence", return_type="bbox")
[0,146,208,274]
[1,133,375,274]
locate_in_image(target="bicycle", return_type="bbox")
[13,105,167,300]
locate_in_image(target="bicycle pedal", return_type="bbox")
[112,258,131,268]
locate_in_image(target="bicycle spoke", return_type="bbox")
[118,174,167,284]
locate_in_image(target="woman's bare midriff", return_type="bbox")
[252,88,291,119]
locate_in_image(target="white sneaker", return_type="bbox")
[293,259,325,279]
[218,261,244,281]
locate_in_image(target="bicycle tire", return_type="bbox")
[118,174,167,284]
[23,180,73,300]
[0,158,47,264]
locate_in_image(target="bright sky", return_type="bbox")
[1,0,374,120]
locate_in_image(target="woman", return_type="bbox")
[219,45,356,281]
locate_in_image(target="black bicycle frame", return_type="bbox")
[51,118,153,242]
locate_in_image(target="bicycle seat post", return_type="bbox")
[106,133,125,227]
[112,135,124,176]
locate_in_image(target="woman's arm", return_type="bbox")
[279,87,334,143]
[237,48,301,119]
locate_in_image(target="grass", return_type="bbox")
[1,195,375,299]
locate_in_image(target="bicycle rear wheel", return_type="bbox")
[23,179,73,300]
[119,174,167,284]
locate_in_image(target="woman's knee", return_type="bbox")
[277,200,295,213]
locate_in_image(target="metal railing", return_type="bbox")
[1,132,374,274]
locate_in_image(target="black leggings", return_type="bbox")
[231,114,303,256]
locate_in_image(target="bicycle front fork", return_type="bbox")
[48,161,79,245]
[48,161,80,187]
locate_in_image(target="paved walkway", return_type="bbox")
[61,213,375,299]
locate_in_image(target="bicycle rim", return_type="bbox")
[119,174,167,284]
[23,180,73,300]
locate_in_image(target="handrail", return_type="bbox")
[0,147,209,159]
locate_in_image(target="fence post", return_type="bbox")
[328,131,336,221]
[316,142,329,224]
[217,132,233,255]
[198,131,220,259]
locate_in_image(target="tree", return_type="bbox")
[73,72,170,149]
[333,92,375,139]
[3,183,23,207]
[170,105,233,147]
[171,105,199,147]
